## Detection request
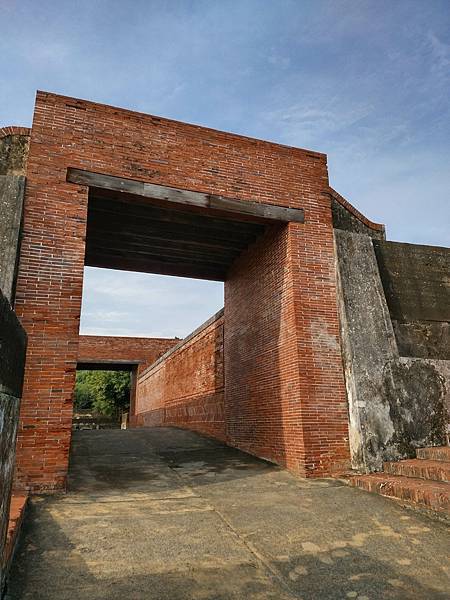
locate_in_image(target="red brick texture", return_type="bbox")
[225,195,350,476]
[14,91,350,492]
[133,311,225,440]
[78,335,178,373]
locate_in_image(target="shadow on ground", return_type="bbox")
[7,428,450,599]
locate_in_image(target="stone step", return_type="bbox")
[383,459,450,482]
[416,446,450,462]
[350,473,450,515]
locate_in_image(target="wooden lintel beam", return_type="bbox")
[85,254,226,281]
[67,168,305,224]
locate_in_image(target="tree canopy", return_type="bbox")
[74,370,131,416]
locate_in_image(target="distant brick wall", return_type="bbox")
[134,311,225,441]
[78,335,178,373]
[14,91,350,491]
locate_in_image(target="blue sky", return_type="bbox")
[1,0,449,337]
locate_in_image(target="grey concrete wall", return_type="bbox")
[335,230,447,472]
[0,176,25,304]
[0,133,28,305]
[399,358,450,444]
[0,135,29,177]
[374,240,450,360]
[0,290,27,594]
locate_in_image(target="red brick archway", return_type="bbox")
[14,91,350,492]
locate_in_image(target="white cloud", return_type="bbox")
[80,268,224,338]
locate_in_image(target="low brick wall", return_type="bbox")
[0,291,27,594]
[78,335,179,373]
[133,310,225,440]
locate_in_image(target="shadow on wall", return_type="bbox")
[133,218,350,477]
[132,223,295,471]
[224,223,291,469]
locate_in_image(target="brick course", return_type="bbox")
[14,91,350,491]
[78,335,178,373]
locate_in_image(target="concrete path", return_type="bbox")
[7,428,450,599]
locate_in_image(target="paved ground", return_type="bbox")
[7,428,450,599]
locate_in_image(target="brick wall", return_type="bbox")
[225,212,350,476]
[14,91,349,491]
[134,311,225,440]
[78,335,178,372]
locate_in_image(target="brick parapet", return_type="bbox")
[0,127,31,139]
[329,187,385,234]
[134,311,225,440]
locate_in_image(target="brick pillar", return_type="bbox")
[13,150,87,491]
[225,199,350,477]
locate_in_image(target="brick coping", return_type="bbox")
[329,187,385,233]
[0,126,31,138]
[36,90,327,159]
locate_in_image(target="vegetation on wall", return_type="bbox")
[74,370,131,416]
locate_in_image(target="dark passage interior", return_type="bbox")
[84,186,268,281]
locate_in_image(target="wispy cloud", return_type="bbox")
[1,0,448,335]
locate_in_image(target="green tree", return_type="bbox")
[74,370,131,416]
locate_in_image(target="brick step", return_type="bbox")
[5,494,28,568]
[350,473,450,515]
[383,459,450,482]
[416,446,450,462]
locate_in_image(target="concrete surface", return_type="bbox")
[7,428,450,599]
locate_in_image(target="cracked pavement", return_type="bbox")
[7,428,450,599]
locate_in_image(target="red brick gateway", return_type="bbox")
[13,91,355,491]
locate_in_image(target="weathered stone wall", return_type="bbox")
[0,128,30,304]
[0,129,29,177]
[373,240,450,360]
[335,230,447,472]
[0,176,26,304]
[0,290,27,594]
[134,310,225,440]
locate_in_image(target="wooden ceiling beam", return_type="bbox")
[85,240,238,265]
[86,212,258,248]
[87,199,266,237]
[85,253,226,281]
